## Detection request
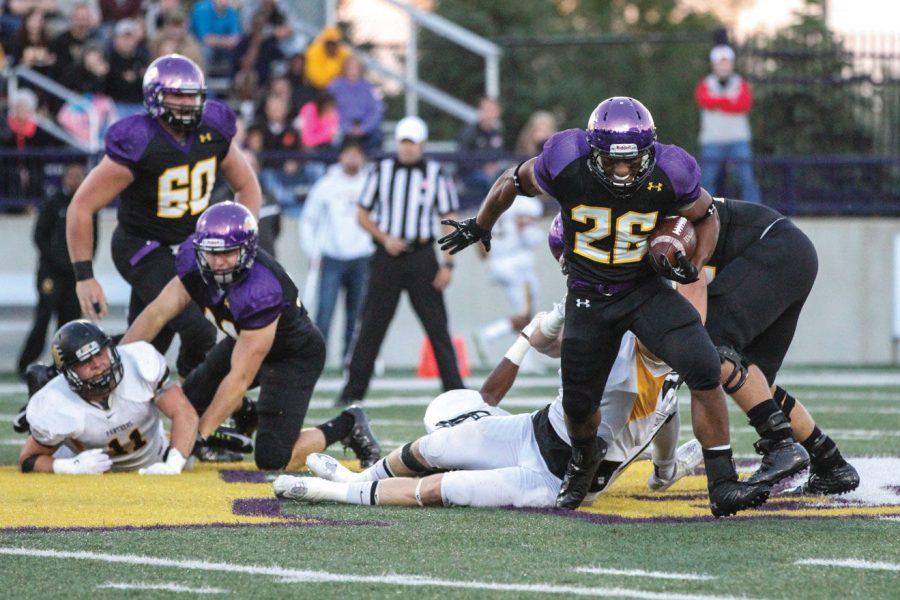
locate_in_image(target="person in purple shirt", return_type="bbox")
[440,96,774,517]
[121,202,381,471]
[327,56,384,153]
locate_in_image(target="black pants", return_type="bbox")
[111,226,216,377]
[706,222,818,385]
[17,267,80,375]
[181,321,326,470]
[561,276,722,424]
[339,245,463,402]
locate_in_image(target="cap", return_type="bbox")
[114,18,139,36]
[709,45,735,63]
[395,116,428,143]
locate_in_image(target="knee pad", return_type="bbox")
[773,385,796,420]
[254,430,291,471]
[717,345,749,394]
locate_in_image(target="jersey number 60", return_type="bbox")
[157,157,217,218]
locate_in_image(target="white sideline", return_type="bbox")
[97,582,227,594]
[0,547,756,600]
[574,567,716,581]
[795,559,900,572]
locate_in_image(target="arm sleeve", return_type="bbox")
[435,165,459,216]
[694,80,724,110]
[716,79,753,114]
[357,88,384,134]
[299,181,325,256]
[357,163,380,211]
[27,396,78,447]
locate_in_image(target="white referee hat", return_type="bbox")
[395,116,428,143]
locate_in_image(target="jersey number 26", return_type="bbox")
[571,205,658,264]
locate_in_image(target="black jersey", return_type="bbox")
[105,100,236,245]
[533,129,702,283]
[706,198,787,273]
[175,237,312,360]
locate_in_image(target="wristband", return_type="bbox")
[503,335,531,366]
[72,261,94,281]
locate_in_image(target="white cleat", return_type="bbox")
[306,453,359,482]
[273,475,341,503]
[647,439,703,492]
[273,475,309,500]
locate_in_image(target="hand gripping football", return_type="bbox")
[648,216,697,268]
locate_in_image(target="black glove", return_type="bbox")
[651,250,699,284]
[438,218,492,254]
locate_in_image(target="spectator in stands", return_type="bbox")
[0,88,59,201]
[285,51,317,118]
[50,1,98,90]
[256,74,295,118]
[304,26,348,90]
[255,93,304,207]
[239,0,301,56]
[56,43,118,144]
[514,110,557,156]
[328,55,383,153]
[148,8,205,69]
[299,90,339,150]
[695,44,761,203]
[105,18,149,117]
[1,1,60,45]
[232,66,261,125]
[456,96,504,196]
[8,8,56,77]
[232,12,283,88]
[16,162,96,377]
[98,0,142,27]
[190,0,241,75]
[144,0,177,40]
[299,137,372,365]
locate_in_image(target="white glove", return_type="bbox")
[139,449,187,476]
[53,448,112,475]
[538,302,565,339]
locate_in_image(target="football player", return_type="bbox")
[120,202,380,471]
[67,54,262,379]
[440,96,767,516]
[680,198,858,495]
[18,320,198,475]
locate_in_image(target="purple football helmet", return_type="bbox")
[143,54,207,132]
[548,212,564,261]
[585,97,657,196]
[193,202,258,288]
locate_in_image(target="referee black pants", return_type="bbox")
[339,245,463,402]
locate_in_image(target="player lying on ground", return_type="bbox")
[273,310,703,508]
[18,320,198,475]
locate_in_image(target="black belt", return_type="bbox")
[568,276,639,296]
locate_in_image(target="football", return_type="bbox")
[648,216,697,267]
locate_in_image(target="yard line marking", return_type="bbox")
[0,547,757,600]
[96,582,227,594]
[795,559,900,572]
[574,567,716,581]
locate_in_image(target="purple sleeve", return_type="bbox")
[175,236,199,279]
[655,143,701,206]
[231,266,282,330]
[105,114,155,170]
[532,129,590,197]
[202,99,237,143]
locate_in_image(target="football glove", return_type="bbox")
[651,250,699,284]
[139,448,187,475]
[438,218,492,254]
[53,448,112,475]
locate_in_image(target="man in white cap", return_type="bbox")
[695,44,761,203]
[333,116,465,406]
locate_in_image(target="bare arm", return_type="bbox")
[678,189,719,270]
[67,157,135,319]
[198,320,277,438]
[475,158,543,232]
[120,277,193,344]
[155,384,199,458]
[220,142,262,219]
[18,436,57,473]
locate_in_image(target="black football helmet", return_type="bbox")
[51,320,123,400]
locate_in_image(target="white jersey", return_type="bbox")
[486,196,544,314]
[26,342,170,472]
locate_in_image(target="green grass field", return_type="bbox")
[1,368,899,599]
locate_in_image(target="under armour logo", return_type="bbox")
[647,182,663,192]
[576,298,590,308]
[199,133,212,143]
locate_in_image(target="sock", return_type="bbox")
[481,318,513,343]
[358,457,394,481]
[316,412,356,446]
[747,399,792,441]
[654,459,676,480]
[801,427,842,468]
[344,481,379,505]
[702,446,736,484]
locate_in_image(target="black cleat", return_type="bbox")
[556,440,606,510]
[231,397,258,437]
[745,438,810,486]
[25,362,56,398]
[708,478,771,517]
[788,460,860,496]
[207,426,254,454]
[193,444,245,462]
[341,405,381,468]
[12,404,30,434]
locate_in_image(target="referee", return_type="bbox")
[336,116,465,405]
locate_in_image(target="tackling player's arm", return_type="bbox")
[677,188,719,270]
[66,157,136,320]
[18,436,58,473]
[120,276,194,344]
[155,384,199,459]
[198,319,277,438]
[19,436,112,475]
[220,141,262,219]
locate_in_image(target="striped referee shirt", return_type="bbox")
[358,158,459,243]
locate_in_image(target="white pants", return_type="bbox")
[418,413,561,508]
[489,255,539,315]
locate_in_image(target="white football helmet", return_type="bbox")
[423,389,510,433]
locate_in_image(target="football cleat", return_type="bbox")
[231,397,258,437]
[193,444,244,463]
[306,453,360,483]
[341,405,381,468]
[556,440,606,510]
[273,475,334,502]
[647,438,703,492]
[708,478,771,517]
[206,426,254,454]
[25,362,56,398]
[745,438,810,486]
[787,460,860,496]
[12,404,29,434]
